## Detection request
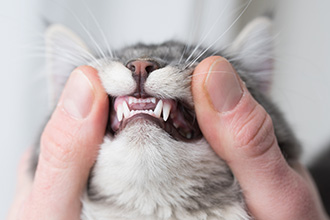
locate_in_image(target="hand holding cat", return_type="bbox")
[192,56,329,220]
[7,66,108,220]
[8,58,329,220]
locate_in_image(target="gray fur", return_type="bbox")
[32,17,300,220]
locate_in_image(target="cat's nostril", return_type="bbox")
[126,60,159,76]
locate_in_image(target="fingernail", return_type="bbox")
[61,70,95,119]
[204,58,243,112]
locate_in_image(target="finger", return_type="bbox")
[22,66,108,220]
[7,148,33,220]
[191,56,318,219]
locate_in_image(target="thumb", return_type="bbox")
[192,56,308,219]
[23,66,108,220]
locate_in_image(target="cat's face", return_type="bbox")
[44,18,300,219]
[97,41,205,143]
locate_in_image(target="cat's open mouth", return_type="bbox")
[108,96,202,141]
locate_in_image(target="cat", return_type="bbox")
[32,16,300,220]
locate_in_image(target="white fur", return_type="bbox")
[81,121,250,220]
[43,17,276,220]
[45,24,92,108]
[97,61,136,96]
[145,66,193,105]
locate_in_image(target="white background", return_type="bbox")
[1,0,330,218]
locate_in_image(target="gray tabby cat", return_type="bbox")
[36,17,300,220]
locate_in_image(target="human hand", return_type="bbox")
[191,56,329,220]
[7,66,109,220]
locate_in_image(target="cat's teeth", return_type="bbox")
[117,104,124,122]
[186,132,192,139]
[123,101,130,118]
[116,97,170,121]
[162,102,171,121]
[154,100,163,118]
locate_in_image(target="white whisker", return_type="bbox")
[189,70,235,79]
[82,0,113,58]
[186,0,252,69]
[185,0,230,64]
[47,35,102,66]
[49,0,107,61]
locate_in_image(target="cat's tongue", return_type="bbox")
[109,96,202,141]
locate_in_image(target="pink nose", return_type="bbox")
[126,60,160,98]
[126,60,159,76]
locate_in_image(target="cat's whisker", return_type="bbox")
[178,3,205,65]
[186,0,252,69]
[51,32,103,65]
[188,70,236,80]
[179,44,188,64]
[50,0,107,61]
[73,15,107,61]
[82,0,114,58]
[47,39,101,66]
[184,0,230,65]
[25,41,99,68]
[26,53,84,67]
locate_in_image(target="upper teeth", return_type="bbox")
[116,98,172,122]
[154,100,163,118]
[128,97,156,105]
[162,102,171,121]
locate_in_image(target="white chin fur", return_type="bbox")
[81,120,250,220]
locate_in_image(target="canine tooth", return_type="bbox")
[123,101,130,118]
[151,98,156,104]
[154,100,163,118]
[162,102,171,121]
[117,105,123,122]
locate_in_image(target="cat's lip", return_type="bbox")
[108,96,202,141]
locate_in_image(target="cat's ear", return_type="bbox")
[229,17,273,93]
[45,24,91,108]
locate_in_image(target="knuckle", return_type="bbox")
[40,121,80,169]
[232,103,276,158]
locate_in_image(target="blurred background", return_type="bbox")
[1,0,330,218]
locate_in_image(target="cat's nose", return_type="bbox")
[126,60,159,76]
[127,60,160,98]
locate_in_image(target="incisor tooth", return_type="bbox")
[123,101,130,118]
[117,105,123,122]
[154,100,163,118]
[163,102,171,121]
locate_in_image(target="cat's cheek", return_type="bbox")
[145,67,193,104]
[97,61,136,96]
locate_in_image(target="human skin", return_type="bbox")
[191,56,329,220]
[8,66,109,220]
[8,57,329,220]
